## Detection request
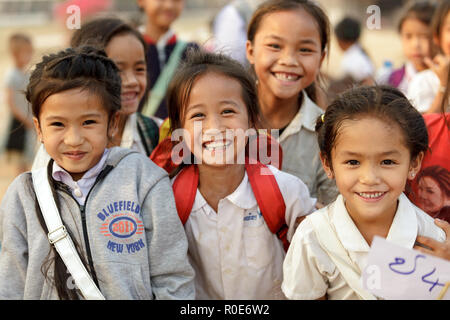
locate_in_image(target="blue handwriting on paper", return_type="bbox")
[388,254,446,292]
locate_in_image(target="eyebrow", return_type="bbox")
[44,113,103,121]
[115,60,146,66]
[340,150,402,157]
[263,34,319,45]
[187,100,240,111]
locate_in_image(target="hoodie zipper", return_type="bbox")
[56,165,114,287]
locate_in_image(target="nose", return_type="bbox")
[64,126,84,146]
[279,48,299,67]
[359,164,380,185]
[121,70,139,88]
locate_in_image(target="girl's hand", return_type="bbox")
[414,218,450,261]
[424,55,450,88]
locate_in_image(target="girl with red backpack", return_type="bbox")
[151,50,316,299]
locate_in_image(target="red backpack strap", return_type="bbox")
[245,159,289,251]
[172,165,199,225]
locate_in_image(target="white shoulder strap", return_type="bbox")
[309,209,377,300]
[32,167,105,300]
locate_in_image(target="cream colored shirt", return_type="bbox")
[282,193,446,300]
[175,165,316,300]
[279,92,339,205]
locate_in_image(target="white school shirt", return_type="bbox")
[282,193,446,300]
[407,69,440,113]
[397,62,418,96]
[174,165,316,300]
[31,113,145,170]
[340,44,375,82]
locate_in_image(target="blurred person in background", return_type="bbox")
[2,33,36,175]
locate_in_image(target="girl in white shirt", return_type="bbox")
[282,86,446,300]
[157,50,316,299]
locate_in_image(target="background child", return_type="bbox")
[3,33,36,174]
[163,50,316,299]
[137,0,199,119]
[32,17,160,169]
[408,0,450,113]
[282,85,446,300]
[245,0,339,205]
[334,16,375,85]
[387,1,436,95]
[0,47,194,299]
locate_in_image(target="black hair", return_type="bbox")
[316,85,429,169]
[27,46,121,120]
[397,1,436,33]
[335,16,361,43]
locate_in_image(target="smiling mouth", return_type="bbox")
[63,151,87,160]
[356,191,387,201]
[121,92,139,102]
[202,140,232,151]
[273,72,301,81]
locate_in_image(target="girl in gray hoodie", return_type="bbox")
[0,46,195,300]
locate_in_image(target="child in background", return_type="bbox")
[3,33,36,174]
[408,0,450,113]
[334,16,375,85]
[163,50,316,299]
[32,18,160,169]
[137,0,198,119]
[388,1,435,95]
[0,47,194,299]
[282,86,445,300]
[246,0,339,205]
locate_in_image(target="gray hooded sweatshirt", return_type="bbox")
[0,147,195,299]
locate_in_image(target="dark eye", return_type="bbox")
[50,122,64,127]
[346,160,359,166]
[300,47,313,53]
[381,159,396,165]
[268,43,281,49]
[83,120,97,125]
[191,113,204,119]
[222,109,235,115]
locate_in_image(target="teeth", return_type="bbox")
[203,141,231,150]
[274,73,299,81]
[358,192,384,199]
[122,93,137,101]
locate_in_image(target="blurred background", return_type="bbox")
[0,0,413,200]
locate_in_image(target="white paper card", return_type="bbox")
[362,236,450,300]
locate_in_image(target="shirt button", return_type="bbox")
[74,188,83,198]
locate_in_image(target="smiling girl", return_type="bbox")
[282,86,445,300]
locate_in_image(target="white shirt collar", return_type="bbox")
[192,170,257,212]
[279,91,324,141]
[120,113,140,149]
[332,193,418,252]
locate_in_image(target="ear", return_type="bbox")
[246,40,255,65]
[33,117,43,143]
[108,112,119,139]
[319,152,334,180]
[408,152,424,180]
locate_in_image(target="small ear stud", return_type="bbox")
[410,172,415,178]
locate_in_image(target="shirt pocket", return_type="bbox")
[243,222,274,270]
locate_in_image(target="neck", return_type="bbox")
[145,23,169,42]
[197,164,245,212]
[347,203,397,246]
[258,89,300,130]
